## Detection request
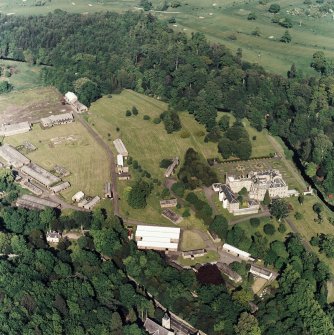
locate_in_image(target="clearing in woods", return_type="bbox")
[4,122,109,202]
[0,86,73,124]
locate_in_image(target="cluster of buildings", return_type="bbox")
[16,195,61,210]
[72,191,101,210]
[64,92,88,113]
[213,169,299,215]
[113,138,131,180]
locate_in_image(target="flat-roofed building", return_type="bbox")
[41,112,74,128]
[0,144,30,168]
[135,225,181,251]
[250,265,273,280]
[222,243,254,261]
[51,181,71,193]
[83,196,100,210]
[113,138,128,157]
[21,163,61,187]
[0,122,31,137]
[72,191,85,202]
[160,199,177,208]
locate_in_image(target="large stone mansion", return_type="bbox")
[213,169,299,216]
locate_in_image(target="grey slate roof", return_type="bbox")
[221,184,238,203]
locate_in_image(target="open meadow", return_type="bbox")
[4,122,109,202]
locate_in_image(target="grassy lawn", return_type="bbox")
[287,196,334,270]
[0,60,41,90]
[237,216,292,245]
[180,230,206,251]
[89,90,218,179]
[4,122,109,202]
[177,250,219,267]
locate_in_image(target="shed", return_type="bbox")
[65,92,78,104]
[222,243,254,261]
[83,196,101,210]
[51,181,71,193]
[113,138,128,157]
[72,191,85,202]
[117,154,124,167]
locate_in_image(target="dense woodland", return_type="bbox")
[1,9,334,334]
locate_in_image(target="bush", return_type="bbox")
[180,130,190,138]
[182,208,190,217]
[159,159,173,168]
[278,223,287,233]
[132,160,138,169]
[132,106,138,115]
[195,130,205,137]
[250,218,261,227]
[268,3,280,13]
[248,12,256,20]
[125,110,131,117]
[168,16,176,24]
[153,117,161,124]
[294,212,303,220]
[263,223,276,235]
[171,182,185,197]
[143,115,151,120]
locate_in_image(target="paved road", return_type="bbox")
[74,113,119,215]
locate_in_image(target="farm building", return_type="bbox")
[104,182,113,198]
[64,92,88,113]
[250,265,273,280]
[72,191,85,202]
[135,225,181,252]
[64,92,78,104]
[182,249,207,259]
[51,181,71,193]
[113,139,128,157]
[217,262,242,283]
[162,209,183,224]
[41,112,74,128]
[17,195,61,210]
[0,144,30,168]
[0,122,31,137]
[46,231,61,243]
[222,243,255,261]
[117,154,124,167]
[83,196,100,210]
[22,180,43,196]
[118,172,131,180]
[160,199,177,208]
[21,163,61,187]
[164,157,179,178]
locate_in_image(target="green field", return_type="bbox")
[287,196,334,270]
[1,0,332,75]
[180,230,206,251]
[0,60,41,90]
[4,122,110,202]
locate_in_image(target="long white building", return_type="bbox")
[135,225,180,252]
[113,138,128,157]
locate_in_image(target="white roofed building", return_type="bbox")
[135,225,180,252]
[117,154,124,167]
[222,243,255,261]
[64,92,78,104]
[72,191,85,202]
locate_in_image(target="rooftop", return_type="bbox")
[113,138,128,156]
